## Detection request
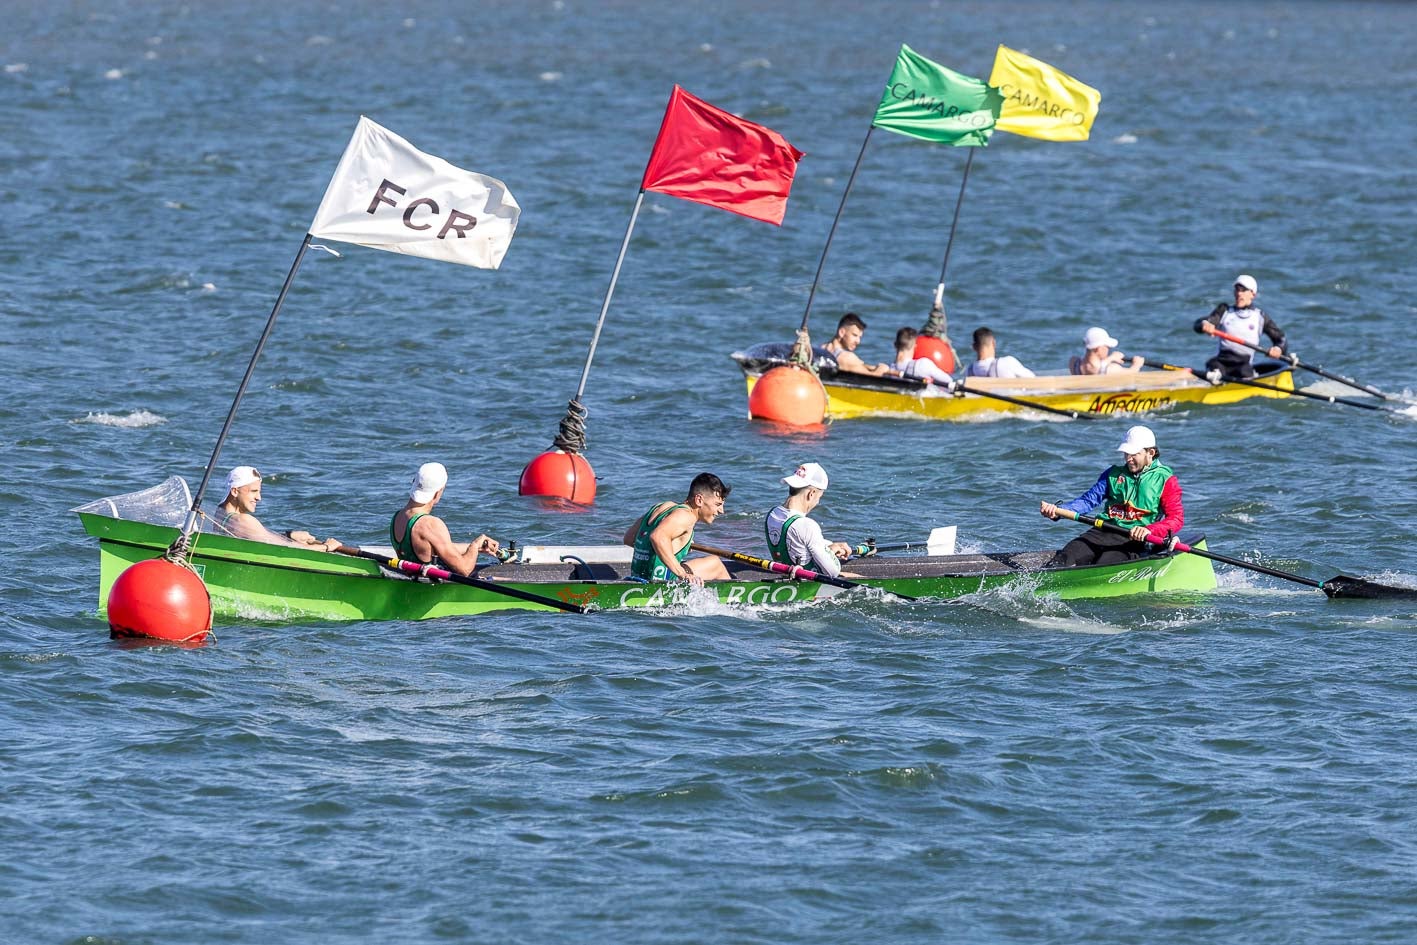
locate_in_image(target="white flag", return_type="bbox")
[310,116,520,270]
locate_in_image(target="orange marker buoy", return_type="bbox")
[748,365,827,426]
[107,558,213,644]
[913,336,955,375]
[519,450,597,505]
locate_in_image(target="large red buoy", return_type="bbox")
[913,335,956,375]
[519,450,597,505]
[748,365,827,426]
[107,558,213,644]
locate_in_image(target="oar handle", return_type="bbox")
[1055,510,1189,551]
[1210,327,1275,357]
[334,545,590,614]
[690,541,861,590]
[1140,357,1194,374]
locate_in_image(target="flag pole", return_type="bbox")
[932,147,976,309]
[543,189,646,457]
[798,126,875,333]
[174,233,314,549]
[574,190,645,404]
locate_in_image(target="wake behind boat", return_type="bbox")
[732,342,1296,421]
[75,478,1218,623]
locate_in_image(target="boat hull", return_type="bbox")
[733,349,1295,421]
[78,513,1217,623]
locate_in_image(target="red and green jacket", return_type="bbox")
[1059,461,1184,543]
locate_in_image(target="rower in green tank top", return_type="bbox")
[622,473,734,586]
[390,462,502,576]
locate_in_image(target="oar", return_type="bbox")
[335,546,591,614]
[1137,357,1394,413]
[852,526,956,557]
[1053,511,1417,600]
[690,542,916,600]
[956,379,1103,421]
[1208,328,1409,403]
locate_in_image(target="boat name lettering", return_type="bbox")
[884,83,993,127]
[1088,393,1175,415]
[617,584,693,608]
[723,583,803,605]
[1107,561,1173,584]
[366,178,478,240]
[994,83,1086,125]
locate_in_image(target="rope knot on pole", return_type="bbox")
[788,329,817,371]
[551,398,590,454]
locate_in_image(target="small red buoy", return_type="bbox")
[519,450,597,505]
[748,365,827,426]
[913,335,956,375]
[107,558,213,644]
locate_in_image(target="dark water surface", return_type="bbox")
[4,2,1417,942]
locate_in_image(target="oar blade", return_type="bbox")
[925,526,957,556]
[1321,575,1417,600]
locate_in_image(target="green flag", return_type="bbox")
[873,45,1002,146]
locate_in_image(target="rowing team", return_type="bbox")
[827,273,1288,384]
[212,423,1183,584]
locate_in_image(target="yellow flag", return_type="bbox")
[989,45,1101,142]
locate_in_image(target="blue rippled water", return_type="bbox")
[5,2,1417,942]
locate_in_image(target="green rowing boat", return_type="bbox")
[76,478,1217,622]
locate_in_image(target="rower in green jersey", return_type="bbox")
[621,473,732,586]
[390,462,501,577]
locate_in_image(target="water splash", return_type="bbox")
[73,409,167,428]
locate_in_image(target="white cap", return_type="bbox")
[1116,425,1157,455]
[410,462,448,503]
[1083,326,1119,350]
[782,462,829,491]
[1234,274,1258,294]
[225,466,260,493]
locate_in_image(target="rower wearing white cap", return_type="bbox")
[390,462,500,577]
[1194,273,1287,380]
[1039,425,1185,568]
[764,462,853,578]
[1069,326,1143,376]
[214,465,342,551]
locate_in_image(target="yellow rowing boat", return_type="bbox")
[732,346,1295,421]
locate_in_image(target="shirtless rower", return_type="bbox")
[823,312,893,376]
[214,466,341,551]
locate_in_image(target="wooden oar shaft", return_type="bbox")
[1137,357,1193,374]
[335,546,589,614]
[1061,512,1417,600]
[1210,329,1398,402]
[1141,356,1390,412]
[690,542,859,590]
[1059,511,1325,588]
[956,380,1100,420]
[1228,377,1387,411]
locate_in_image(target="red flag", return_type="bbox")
[640,85,804,226]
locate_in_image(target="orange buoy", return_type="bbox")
[747,365,827,426]
[519,450,597,505]
[913,335,956,375]
[107,558,213,644]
